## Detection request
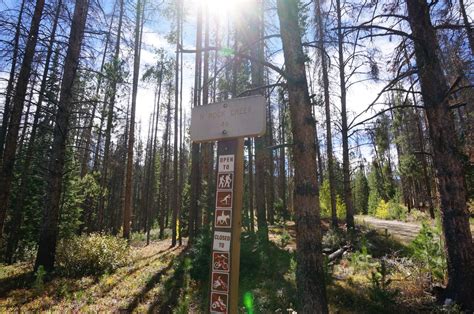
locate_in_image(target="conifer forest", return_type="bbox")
[0,0,473,312]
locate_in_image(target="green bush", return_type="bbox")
[56,233,130,277]
[409,222,446,282]
[373,200,407,220]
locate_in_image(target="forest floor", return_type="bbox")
[0,238,188,312]
[0,217,455,313]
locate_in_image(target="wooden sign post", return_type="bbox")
[190,95,266,314]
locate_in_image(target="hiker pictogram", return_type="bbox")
[215,209,231,227]
[211,292,228,313]
[212,272,229,292]
[213,252,229,271]
[218,173,233,190]
[216,191,232,208]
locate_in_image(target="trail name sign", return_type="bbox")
[190,95,266,142]
[190,95,266,314]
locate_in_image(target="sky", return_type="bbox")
[0,0,426,164]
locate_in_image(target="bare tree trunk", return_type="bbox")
[171,0,181,247]
[0,0,45,239]
[201,3,214,230]
[278,96,288,219]
[98,0,124,230]
[5,0,63,256]
[35,0,89,272]
[336,0,354,228]
[0,0,26,158]
[315,0,337,228]
[406,1,474,309]
[189,4,203,243]
[249,0,268,242]
[277,0,328,311]
[123,0,144,240]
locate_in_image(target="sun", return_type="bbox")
[195,0,249,23]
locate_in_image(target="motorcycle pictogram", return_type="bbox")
[211,295,227,311]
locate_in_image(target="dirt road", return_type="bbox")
[356,216,423,244]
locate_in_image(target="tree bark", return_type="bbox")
[0,0,45,239]
[35,0,89,272]
[277,0,328,312]
[98,0,124,230]
[123,0,144,240]
[249,0,268,242]
[0,0,26,159]
[171,0,181,247]
[335,0,354,228]
[406,1,474,310]
[315,0,337,228]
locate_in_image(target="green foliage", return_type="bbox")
[409,222,446,282]
[350,237,378,272]
[56,233,130,277]
[33,265,46,294]
[320,179,346,219]
[279,228,291,248]
[353,168,369,214]
[368,260,399,307]
[189,230,212,282]
[367,167,381,216]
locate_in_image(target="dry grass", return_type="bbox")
[0,238,187,312]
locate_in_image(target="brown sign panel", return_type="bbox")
[213,252,230,272]
[215,209,232,228]
[216,191,232,208]
[217,173,233,190]
[212,272,229,292]
[210,292,228,313]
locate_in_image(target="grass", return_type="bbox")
[0,237,186,312]
[0,221,448,313]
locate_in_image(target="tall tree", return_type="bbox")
[171,0,181,247]
[277,0,328,312]
[0,0,26,158]
[35,0,90,271]
[406,0,474,309]
[5,0,63,263]
[335,0,354,228]
[123,0,145,240]
[0,0,45,238]
[315,0,337,228]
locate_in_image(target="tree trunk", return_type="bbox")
[0,0,45,239]
[406,1,474,310]
[0,0,26,158]
[336,0,354,229]
[123,0,144,240]
[98,0,124,230]
[171,0,181,247]
[277,0,328,312]
[249,0,268,242]
[5,0,62,260]
[35,0,89,272]
[315,0,337,228]
[189,3,203,243]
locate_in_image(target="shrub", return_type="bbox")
[387,200,407,220]
[322,228,345,250]
[56,233,130,277]
[409,222,446,282]
[375,200,390,219]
